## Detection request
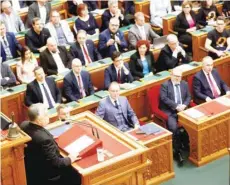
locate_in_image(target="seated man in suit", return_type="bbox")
[205,16,230,59]
[193,56,230,104]
[40,37,72,76]
[70,30,102,66]
[159,67,191,166]
[25,66,61,109]
[0,0,25,33]
[104,51,133,89]
[56,104,71,121]
[45,10,75,46]
[0,62,16,87]
[25,17,51,53]
[99,17,128,58]
[0,21,22,62]
[20,103,81,185]
[100,0,130,32]
[63,58,94,102]
[156,34,190,72]
[128,12,160,49]
[96,82,140,132]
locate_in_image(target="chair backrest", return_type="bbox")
[187,74,195,98]
[147,84,161,114]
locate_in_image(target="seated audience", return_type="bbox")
[74,3,99,35]
[40,37,72,76]
[26,0,51,27]
[104,51,133,89]
[150,0,172,28]
[174,1,197,52]
[45,10,75,46]
[205,16,230,59]
[16,46,38,84]
[96,82,139,132]
[20,103,81,185]
[56,104,71,121]
[196,0,220,27]
[129,40,156,80]
[100,0,130,32]
[67,0,97,16]
[193,56,230,104]
[0,62,16,87]
[0,21,22,62]
[156,34,190,72]
[25,66,61,108]
[128,12,160,49]
[63,58,94,102]
[0,0,25,33]
[159,68,191,166]
[98,17,128,58]
[70,30,101,66]
[25,17,51,53]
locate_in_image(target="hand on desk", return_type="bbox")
[68,153,82,163]
[176,104,186,112]
[205,97,212,102]
[226,91,230,95]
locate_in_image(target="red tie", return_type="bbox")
[117,69,121,83]
[82,45,92,64]
[207,73,219,98]
[77,75,84,98]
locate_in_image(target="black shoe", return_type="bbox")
[175,152,184,167]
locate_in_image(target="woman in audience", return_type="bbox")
[129,40,155,80]
[74,3,99,35]
[16,46,38,84]
[174,1,197,53]
[196,0,220,27]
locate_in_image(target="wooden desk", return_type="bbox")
[46,111,150,185]
[178,95,230,166]
[1,113,31,185]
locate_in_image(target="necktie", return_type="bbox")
[175,84,182,104]
[77,75,85,98]
[207,73,219,98]
[82,45,92,64]
[114,100,119,109]
[117,69,121,83]
[2,36,8,46]
[41,84,54,109]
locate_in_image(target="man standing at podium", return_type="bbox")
[193,56,230,104]
[96,82,140,132]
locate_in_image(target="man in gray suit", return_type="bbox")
[128,12,160,49]
[96,82,140,132]
[0,0,25,33]
[0,62,16,87]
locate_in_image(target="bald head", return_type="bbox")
[167,34,178,51]
[109,17,120,33]
[72,58,82,75]
[1,0,12,14]
[135,12,145,26]
[47,37,57,52]
[109,82,120,100]
[171,67,183,84]
[202,56,214,74]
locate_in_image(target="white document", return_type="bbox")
[64,135,94,155]
[184,108,205,119]
[120,83,136,90]
[91,9,106,15]
[175,64,194,72]
[215,97,230,107]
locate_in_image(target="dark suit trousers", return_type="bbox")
[167,113,178,133]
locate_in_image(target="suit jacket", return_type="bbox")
[25,77,61,106]
[26,2,51,27]
[156,44,190,72]
[45,21,74,44]
[0,11,25,33]
[98,29,128,58]
[63,70,94,102]
[193,69,229,104]
[40,46,73,75]
[0,63,16,87]
[104,63,133,89]
[70,40,102,65]
[129,51,155,80]
[20,121,71,185]
[95,96,139,129]
[25,28,51,53]
[128,23,160,49]
[1,32,22,62]
[159,80,191,115]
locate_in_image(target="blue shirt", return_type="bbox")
[142,59,149,75]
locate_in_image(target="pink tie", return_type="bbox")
[82,45,92,64]
[207,73,219,98]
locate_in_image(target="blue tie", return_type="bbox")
[41,84,53,109]
[175,84,182,104]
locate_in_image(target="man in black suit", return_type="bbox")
[20,103,81,185]
[25,17,51,53]
[70,30,102,66]
[104,51,133,89]
[63,58,94,102]
[0,62,16,87]
[159,68,191,166]
[25,66,61,109]
[193,56,230,104]
[40,37,72,75]
[156,34,190,72]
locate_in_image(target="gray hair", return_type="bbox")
[167,34,178,43]
[27,103,47,121]
[108,0,118,7]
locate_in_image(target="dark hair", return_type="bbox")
[201,0,213,8]
[111,51,121,61]
[21,46,31,64]
[216,16,225,22]
[182,1,192,9]
[136,40,150,51]
[77,3,88,17]
[32,17,40,25]
[33,66,43,73]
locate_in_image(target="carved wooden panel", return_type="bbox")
[100,172,137,185]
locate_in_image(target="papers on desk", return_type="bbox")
[139,123,162,135]
[175,64,194,72]
[91,9,106,15]
[119,83,136,90]
[215,97,230,107]
[49,124,72,138]
[64,135,94,155]
[184,108,205,119]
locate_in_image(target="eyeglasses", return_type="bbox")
[111,24,119,27]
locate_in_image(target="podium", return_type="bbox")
[178,95,230,166]
[46,111,150,185]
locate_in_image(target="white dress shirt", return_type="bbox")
[74,72,86,97]
[80,43,92,65]
[172,82,182,104]
[38,4,47,25]
[38,81,56,108]
[50,50,67,74]
[136,24,146,40]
